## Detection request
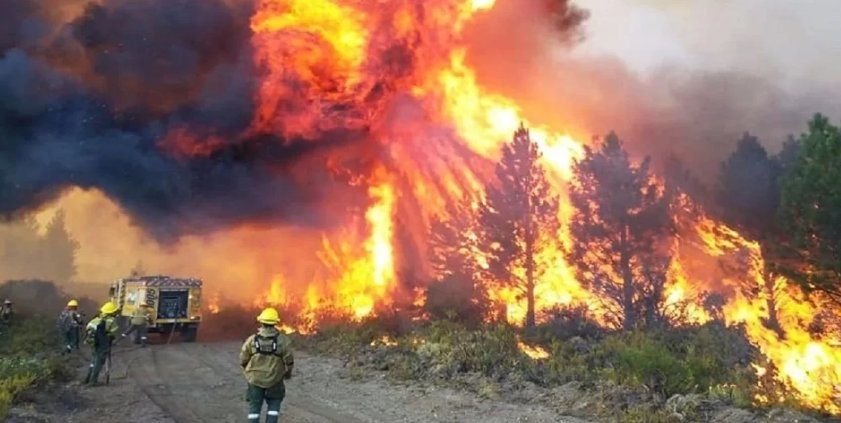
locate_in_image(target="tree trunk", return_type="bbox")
[620,227,635,330]
[525,233,536,328]
[762,269,785,339]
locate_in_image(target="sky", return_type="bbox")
[577,0,841,92]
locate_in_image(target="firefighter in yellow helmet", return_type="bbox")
[83,301,120,385]
[57,299,84,353]
[240,307,293,422]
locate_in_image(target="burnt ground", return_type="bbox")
[6,341,590,422]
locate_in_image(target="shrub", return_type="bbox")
[0,316,71,419]
[595,327,757,399]
[0,375,36,418]
[532,305,605,341]
[609,335,693,397]
[424,276,486,327]
[299,319,761,415]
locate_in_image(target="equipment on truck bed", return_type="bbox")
[109,275,203,342]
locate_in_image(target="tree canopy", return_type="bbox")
[480,125,559,327]
[716,133,781,237]
[568,133,672,330]
[778,114,841,304]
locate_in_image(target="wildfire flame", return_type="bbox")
[242,0,840,414]
[370,335,399,347]
[689,215,841,414]
[518,341,550,360]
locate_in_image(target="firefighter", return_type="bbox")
[58,299,84,353]
[122,302,152,346]
[84,301,120,386]
[239,307,294,423]
[1,299,13,323]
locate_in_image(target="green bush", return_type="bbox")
[610,336,693,397]
[300,319,761,414]
[0,375,36,418]
[0,317,71,419]
[585,327,757,399]
[418,322,526,378]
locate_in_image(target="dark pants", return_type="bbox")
[63,328,80,352]
[246,383,285,422]
[85,346,110,385]
[125,323,148,345]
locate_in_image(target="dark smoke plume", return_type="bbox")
[0,0,360,240]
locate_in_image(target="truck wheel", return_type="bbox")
[180,325,198,343]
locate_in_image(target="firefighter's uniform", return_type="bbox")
[239,308,294,423]
[84,302,120,385]
[58,300,84,353]
[123,303,153,346]
[1,299,13,323]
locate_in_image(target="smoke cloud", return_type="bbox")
[2,0,837,244]
[464,0,841,183]
[0,0,371,240]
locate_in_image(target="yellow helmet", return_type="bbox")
[256,307,280,325]
[67,299,79,307]
[100,301,118,315]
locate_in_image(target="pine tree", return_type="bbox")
[716,134,788,336]
[479,125,559,328]
[778,114,841,305]
[41,210,79,283]
[568,133,672,330]
[426,199,485,324]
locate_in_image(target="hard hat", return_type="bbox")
[256,307,280,325]
[67,299,79,307]
[100,301,118,315]
[3,299,11,304]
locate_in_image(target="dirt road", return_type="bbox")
[28,342,590,423]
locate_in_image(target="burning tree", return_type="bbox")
[427,199,486,324]
[568,133,672,330]
[716,133,790,335]
[479,125,559,328]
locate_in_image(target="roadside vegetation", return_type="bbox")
[0,280,88,419]
[295,313,824,422]
[0,318,74,418]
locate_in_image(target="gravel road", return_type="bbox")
[18,341,591,422]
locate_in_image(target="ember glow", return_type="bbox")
[518,341,550,360]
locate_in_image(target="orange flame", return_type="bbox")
[518,341,550,360]
[243,0,841,414]
[692,215,841,414]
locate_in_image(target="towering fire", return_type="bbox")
[2,0,838,415]
[242,0,840,413]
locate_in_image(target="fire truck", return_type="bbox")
[109,275,203,342]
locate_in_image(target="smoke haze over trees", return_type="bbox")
[0,211,78,283]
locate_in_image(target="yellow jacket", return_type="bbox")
[239,326,294,388]
[131,307,152,325]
